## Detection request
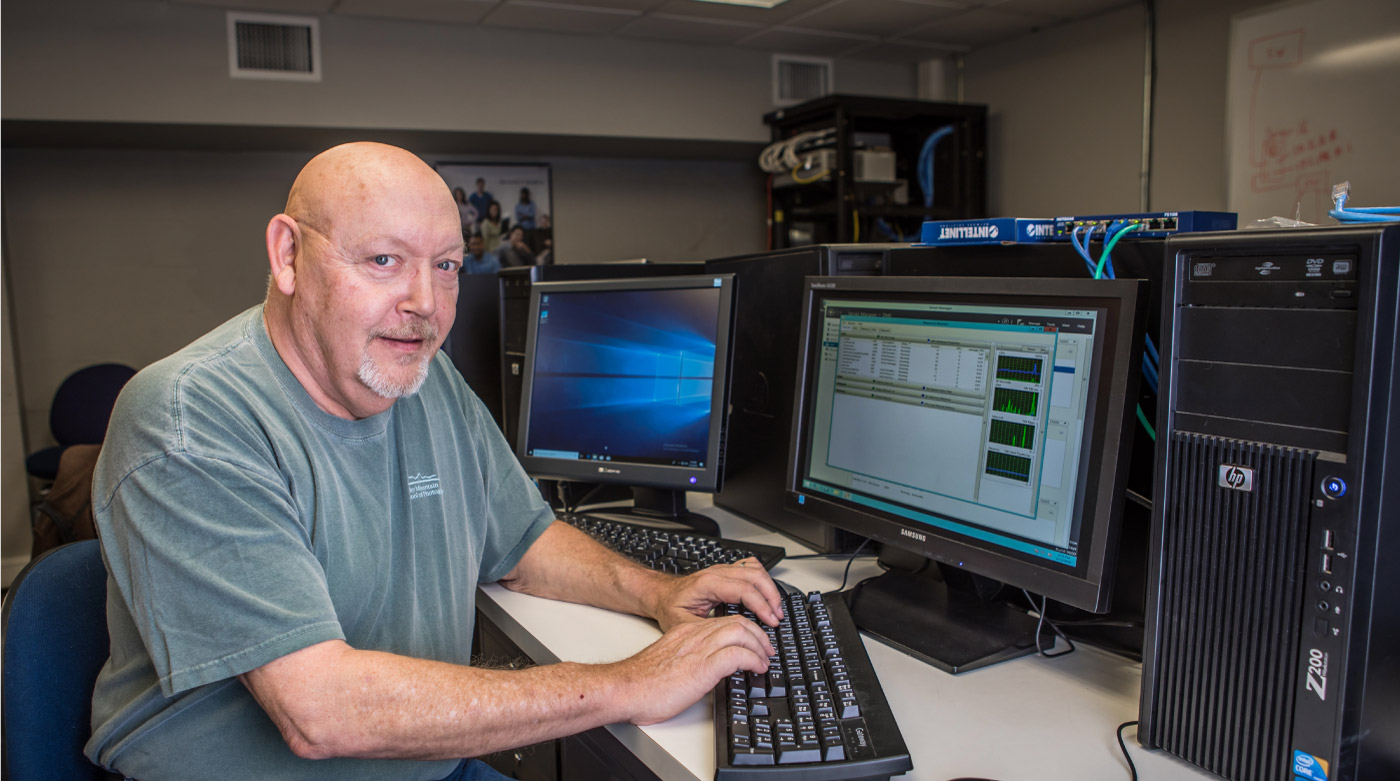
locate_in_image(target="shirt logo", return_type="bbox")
[409,473,443,501]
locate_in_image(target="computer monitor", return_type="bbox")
[516,274,736,535]
[786,275,1147,673]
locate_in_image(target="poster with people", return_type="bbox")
[437,162,553,272]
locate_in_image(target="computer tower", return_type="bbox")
[705,244,901,553]
[887,240,1169,659]
[1139,225,1399,781]
[498,263,702,448]
[442,272,506,430]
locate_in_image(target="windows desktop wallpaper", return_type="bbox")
[525,286,722,467]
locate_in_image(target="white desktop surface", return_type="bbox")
[476,497,1216,781]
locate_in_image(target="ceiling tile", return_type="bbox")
[734,26,878,57]
[482,2,641,34]
[335,0,499,25]
[900,7,1051,47]
[616,13,763,45]
[651,0,834,26]
[169,0,338,12]
[986,0,1131,22]
[513,0,668,11]
[781,0,963,38]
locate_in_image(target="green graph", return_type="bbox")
[989,420,1035,450]
[993,388,1039,417]
[985,451,1032,483]
[996,356,1043,384]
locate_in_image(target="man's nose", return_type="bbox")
[400,264,437,318]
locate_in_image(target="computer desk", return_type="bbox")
[477,496,1218,781]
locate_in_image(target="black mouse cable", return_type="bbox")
[1116,720,1140,781]
[1022,589,1076,658]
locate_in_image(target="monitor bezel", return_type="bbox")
[515,274,736,494]
[785,275,1146,613]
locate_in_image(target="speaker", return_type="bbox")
[1140,225,1399,781]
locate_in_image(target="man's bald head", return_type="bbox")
[284,142,454,235]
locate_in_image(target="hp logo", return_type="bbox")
[1218,465,1255,492]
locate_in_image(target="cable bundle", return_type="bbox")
[1071,221,1159,440]
[758,128,837,176]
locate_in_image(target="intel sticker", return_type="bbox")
[1293,750,1330,781]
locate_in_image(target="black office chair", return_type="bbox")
[1,539,112,781]
[25,363,136,482]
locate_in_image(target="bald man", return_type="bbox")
[86,143,781,781]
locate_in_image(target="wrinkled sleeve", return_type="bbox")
[96,451,344,697]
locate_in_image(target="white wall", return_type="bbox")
[964,0,1275,218]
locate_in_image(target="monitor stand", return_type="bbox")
[844,564,1040,674]
[582,487,721,537]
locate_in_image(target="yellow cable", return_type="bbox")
[791,164,829,185]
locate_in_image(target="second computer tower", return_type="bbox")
[1140,225,1399,780]
[705,244,900,553]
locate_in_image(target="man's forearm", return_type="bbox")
[242,640,634,761]
[496,521,673,622]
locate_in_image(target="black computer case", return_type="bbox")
[1139,225,1399,781]
[442,272,506,429]
[704,244,902,553]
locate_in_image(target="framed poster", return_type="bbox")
[437,162,553,269]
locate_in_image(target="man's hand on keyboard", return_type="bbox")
[616,612,775,726]
[649,558,784,632]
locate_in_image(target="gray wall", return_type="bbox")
[966,0,1275,217]
[0,0,915,569]
[2,0,914,142]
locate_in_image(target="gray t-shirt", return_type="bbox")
[85,306,555,780]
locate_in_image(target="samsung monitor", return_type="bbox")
[787,275,1146,672]
[516,274,736,535]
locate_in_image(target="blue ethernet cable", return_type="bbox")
[1329,207,1400,223]
[917,126,956,208]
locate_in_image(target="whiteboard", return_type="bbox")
[1227,0,1400,225]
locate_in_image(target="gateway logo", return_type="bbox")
[597,466,621,475]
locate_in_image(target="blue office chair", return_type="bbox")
[1,539,112,780]
[25,363,136,482]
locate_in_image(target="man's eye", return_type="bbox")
[438,260,463,272]
[372,255,394,266]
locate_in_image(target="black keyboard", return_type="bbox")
[557,511,786,573]
[714,591,912,781]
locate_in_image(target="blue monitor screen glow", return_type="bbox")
[525,287,719,469]
[516,275,735,530]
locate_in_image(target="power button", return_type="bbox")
[1322,476,1347,500]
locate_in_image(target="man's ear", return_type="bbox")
[266,214,301,296]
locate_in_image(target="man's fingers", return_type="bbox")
[734,560,784,625]
[712,615,773,671]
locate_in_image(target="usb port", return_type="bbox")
[1321,553,1334,575]
[1323,530,1335,550]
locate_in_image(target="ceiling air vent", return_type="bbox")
[227,12,321,82]
[772,54,833,106]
